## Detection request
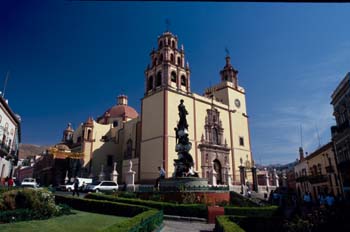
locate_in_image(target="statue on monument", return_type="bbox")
[178,99,188,130]
[173,99,198,177]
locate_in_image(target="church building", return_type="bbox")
[54,31,254,186]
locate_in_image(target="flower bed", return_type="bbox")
[0,188,70,223]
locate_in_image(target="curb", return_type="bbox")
[163,214,207,223]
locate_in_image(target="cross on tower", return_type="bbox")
[225,47,230,57]
[165,19,171,32]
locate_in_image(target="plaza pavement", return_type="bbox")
[161,220,214,232]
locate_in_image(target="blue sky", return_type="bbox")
[1,1,349,164]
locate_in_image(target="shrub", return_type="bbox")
[215,215,245,232]
[181,192,197,204]
[0,209,36,223]
[224,206,279,217]
[230,215,283,232]
[86,193,208,218]
[1,189,59,218]
[229,191,260,207]
[103,210,163,232]
[55,195,149,217]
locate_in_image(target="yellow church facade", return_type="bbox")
[57,31,253,186]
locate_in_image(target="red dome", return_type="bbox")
[106,105,138,119]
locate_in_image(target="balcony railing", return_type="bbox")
[325,165,334,173]
[308,175,328,184]
[0,143,10,154]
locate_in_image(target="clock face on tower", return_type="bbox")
[235,99,241,108]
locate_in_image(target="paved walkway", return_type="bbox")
[161,220,214,232]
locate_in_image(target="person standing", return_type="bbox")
[155,166,166,189]
[72,177,80,197]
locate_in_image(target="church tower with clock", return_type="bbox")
[140,30,253,184]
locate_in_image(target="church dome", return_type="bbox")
[107,105,138,119]
[54,143,70,152]
[100,95,138,122]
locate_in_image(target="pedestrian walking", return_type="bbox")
[72,177,80,197]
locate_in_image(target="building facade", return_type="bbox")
[0,96,21,182]
[331,72,350,199]
[295,143,341,202]
[52,31,254,186]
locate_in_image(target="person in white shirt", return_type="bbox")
[155,166,166,189]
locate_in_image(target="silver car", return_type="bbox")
[86,181,118,193]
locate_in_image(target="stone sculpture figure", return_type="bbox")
[173,99,198,177]
[178,99,188,130]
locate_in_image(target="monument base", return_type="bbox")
[159,177,208,192]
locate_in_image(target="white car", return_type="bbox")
[86,181,118,193]
[21,178,39,188]
[63,178,93,192]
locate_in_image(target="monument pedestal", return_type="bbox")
[126,171,136,191]
[159,177,208,192]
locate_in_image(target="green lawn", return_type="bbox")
[0,210,128,232]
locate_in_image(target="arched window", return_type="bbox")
[159,54,163,63]
[156,72,162,87]
[171,71,177,83]
[177,57,181,66]
[170,54,174,63]
[87,129,92,140]
[148,76,153,91]
[153,58,157,66]
[125,139,133,159]
[159,40,163,49]
[212,127,219,145]
[172,40,175,48]
[181,75,186,86]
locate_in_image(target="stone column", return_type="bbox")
[251,166,258,192]
[110,162,119,184]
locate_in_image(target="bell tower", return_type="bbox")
[144,31,191,95]
[62,123,74,143]
[220,55,238,88]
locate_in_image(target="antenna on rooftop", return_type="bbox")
[2,71,9,98]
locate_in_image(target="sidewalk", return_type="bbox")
[161,220,214,232]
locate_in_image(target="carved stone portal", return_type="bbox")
[199,107,230,184]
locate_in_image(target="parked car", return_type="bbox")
[86,181,118,193]
[61,177,93,192]
[21,178,39,188]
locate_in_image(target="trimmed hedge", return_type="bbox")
[103,210,163,232]
[0,209,36,223]
[55,195,148,217]
[215,215,245,232]
[229,215,283,232]
[55,195,163,232]
[229,191,260,207]
[85,193,208,218]
[224,206,279,217]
